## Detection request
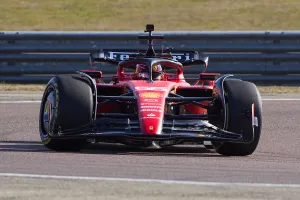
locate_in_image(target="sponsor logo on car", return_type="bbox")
[141,106,162,109]
[135,87,168,92]
[147,113,156,117]
[140,92,162,98]
[107,51,190,62]
[144,99,158,102]
[141,109,162,112]
[141,102,158,105]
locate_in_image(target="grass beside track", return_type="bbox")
[1,1,300,93]
[1,0,300,31]
[0,84,299,94]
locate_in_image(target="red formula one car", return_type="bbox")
[39,24,262,156]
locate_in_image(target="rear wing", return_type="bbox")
[89,49,209,67]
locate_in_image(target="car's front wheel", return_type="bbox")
[212,79,263,156]
[39,74,94,151]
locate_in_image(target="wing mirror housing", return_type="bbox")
[199,73,220,81]
[80,70,103,83]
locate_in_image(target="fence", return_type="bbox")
[1,31,300,85]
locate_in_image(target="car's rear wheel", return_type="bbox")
[212,79,262,156]
[39,74,94,151]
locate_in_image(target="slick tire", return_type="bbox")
[39,74,94,151]
[212,79,262,156]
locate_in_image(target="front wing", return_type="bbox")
[51,117,254,144]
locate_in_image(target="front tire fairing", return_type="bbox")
[213,74,233,129]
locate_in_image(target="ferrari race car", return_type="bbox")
[39,24,262,156]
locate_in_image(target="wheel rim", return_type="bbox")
[41,89,55,137]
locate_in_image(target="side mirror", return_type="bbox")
[199,73,220,81]
[80,70,102,79]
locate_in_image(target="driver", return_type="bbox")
[133,63,163,81]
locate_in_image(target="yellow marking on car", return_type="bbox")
[42,138,51,145]
[174,86,177,94]
[140,92,161,98]
[45,102,48,113]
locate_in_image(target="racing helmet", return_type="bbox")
[152,64,163,81]
[135,63,163,80]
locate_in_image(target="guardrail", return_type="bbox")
[1,31,300,85]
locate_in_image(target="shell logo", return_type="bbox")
[140,92,161,98]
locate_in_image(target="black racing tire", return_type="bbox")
[39,74,94,151]
[212,79,262,156]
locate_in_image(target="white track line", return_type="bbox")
[262,99,300,101]
[0,100,41,103]
[1,99,300,104]
[0,173,299,188]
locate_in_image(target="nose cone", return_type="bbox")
[136,91,166,135]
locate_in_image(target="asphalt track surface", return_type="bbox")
[1,94,300,199]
